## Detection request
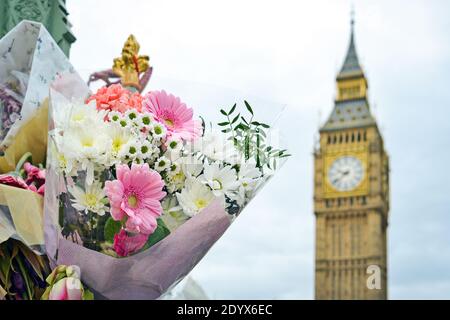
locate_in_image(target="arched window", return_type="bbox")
[345,133,349,143]
[327,135,331,144]
[351,133,355,142]
[357,132,361,142]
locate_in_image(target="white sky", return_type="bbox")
[67,0,450,299]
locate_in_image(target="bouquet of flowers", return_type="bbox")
[0,21,289,300]
[0,20,76,299]
[45,72,289,298]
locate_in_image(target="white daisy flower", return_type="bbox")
[118,117,131,129]
[139,140,154,159]
[124,140,141,159]
[168,161,181,176]
[152,123,167,140]
[124,109,139,122]
[165,170,186,193]
[190,129,241,165]
[166,137,182,154]
[108,110,122,123]
[68,180,108,216]
[176,177,218,217]
[180,155,204,178]
[138,112,154,129]
[155,156,171,172]
[238,161,262,192]
[199,161,240,197]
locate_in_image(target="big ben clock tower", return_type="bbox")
[314,17,390,300]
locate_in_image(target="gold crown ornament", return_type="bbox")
[112,35,150,91]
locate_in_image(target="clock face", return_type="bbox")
[328,156,364,191]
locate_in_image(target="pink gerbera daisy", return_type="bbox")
[143,90,201,141]
[104,163,166,235]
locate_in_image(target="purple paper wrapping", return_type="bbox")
[55,199,229,299]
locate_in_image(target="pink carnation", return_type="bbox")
[113,229,148,257]
[86,84,143,113]
[0,174,29,190]
[143,90,201,141]
[104,163,166,235]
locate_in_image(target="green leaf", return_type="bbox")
[218,121,229,126]
[221,128,232,133]
[240,117,249,125]
[244,100,254,115]
[82,288,95,300]
[220,109,227,116]
[231,113,240,124]
[143,218,170,250]
[228,103,237,115]
[259,122,270,128]
[104,217,122,243]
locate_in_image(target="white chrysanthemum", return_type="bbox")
[199,161,240,197]
[62,125,110,183]
[124,109,139,122]
[139,140,154,159]
[108,110,122,123]
[180,155,204,178]
[118,117,132,129]
[68,100,106,127]
[68,181,108,216]
[232,161,262,205]
[166,137,182,154]
[168,161,181,176]
[152,123,167,140]
[165,170,186,193]
[176,177,217,217]
[190,129,241,165]
[155,156,171,172]
[107,124,133,160]
[137,112,154,129]
[124,139,141,160]
[52,134,77,176]
[238,161,262,191]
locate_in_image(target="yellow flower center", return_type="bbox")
[195,198,207,209]
[164,119,174,128]
[85,193,98,207]
[112,137,126,153]
[71,113,84,122]
[128,194,138,208]
[81,137,94,147]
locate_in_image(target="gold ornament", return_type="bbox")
[112,35,149,91]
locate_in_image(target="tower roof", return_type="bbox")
[320,98,375,132]
[337,16,363,80]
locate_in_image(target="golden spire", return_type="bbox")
[113,35,149,91]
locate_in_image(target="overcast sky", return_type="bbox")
[67,0,450,299]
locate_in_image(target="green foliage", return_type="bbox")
[0,239,50,300]
[103,217,122,243]
[218,101,291,169]
[142,218,171,250]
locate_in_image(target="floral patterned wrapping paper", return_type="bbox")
[0,20,74,152]
[0,21,75,251]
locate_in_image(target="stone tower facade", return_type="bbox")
[314,18,389,300]
[0,0,76,56]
